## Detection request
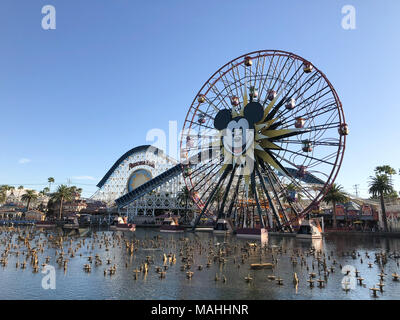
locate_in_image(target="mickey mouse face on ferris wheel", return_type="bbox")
[214,102,264,156]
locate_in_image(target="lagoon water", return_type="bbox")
[1,227,399,300]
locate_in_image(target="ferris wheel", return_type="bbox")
[180,50,348,231]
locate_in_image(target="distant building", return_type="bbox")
[82,200,107,214]
[6,191,19,204]
[319,200,379,230]
[2,188,49,209]
[0,206,23,220]
[25,210,45,221]
[0,204,25,218]
[382,203,400,232]
[53,199,87,214]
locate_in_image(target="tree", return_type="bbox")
[177,186,192,208]
[0,189,5,204]
[50,185,73,220]
[77,188,83,195]
[375,165,397,188]
[323,183,348,229]
[369,174,394,232]
[177,186,193,222]
[285,183,303,202]
[42,187,50,194]
[370,189,399,201]
[68,186,82,198]
[375,165,396,176]
[48,177,55,192]
[21,190,38,211]
[0,185,13,203]
[212,186,224,212]
[17,185,24,198]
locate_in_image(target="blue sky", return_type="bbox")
[0,0,399,198]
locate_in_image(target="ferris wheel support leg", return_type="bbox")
[269,170,301,219]
[263,168,293,233]
[191,165,232,231]
[217,165,238,219]
[226,175,243,220]
[250,168,265,229]
[255,165,283,230]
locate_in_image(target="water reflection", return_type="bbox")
[0,227,399,300]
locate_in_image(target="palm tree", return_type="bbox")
[323,183,348,229]
[48,177,55,193]
[285,183,303,202]
[17,185,24,203]
[375,165,396,176]
[212,186,224,212]
[0,185,13,203]
[21,190,38,211]
[17,185,24,195]
[177,186,192,208]
[177,186,193,222]
[75,187,83,196]
[369,174,394,232]
[51,185,73,220]
[69,186,83,198]
[42,187,50,194]
[0,189,5,204]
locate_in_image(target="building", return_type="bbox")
[382,202,400,232]
[1,188,49,209]
[25,210,45,221]
[318,200,379,230]
[51,199,87,214]
[82,200,107,215]
[0,205,23,220]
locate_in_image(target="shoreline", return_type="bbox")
[4,222,400,238]
[324,230,400,238]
